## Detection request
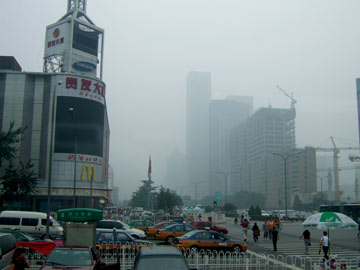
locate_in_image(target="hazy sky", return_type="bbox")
[2,0,360,200]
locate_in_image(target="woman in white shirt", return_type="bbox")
[320,231,333,259]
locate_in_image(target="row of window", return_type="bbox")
[0,217,49,226]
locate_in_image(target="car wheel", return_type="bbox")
[190,246,198,254]
[132,234,140,239]
[166,236,175,244]
[233,245,242,253]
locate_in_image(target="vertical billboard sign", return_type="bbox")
[44,22,70,58]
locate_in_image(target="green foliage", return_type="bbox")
[254,205,262,216]
[227,190,266,209]
[223,202,236,214]
[293,194,304,211]
[130,179,157,209]
[156,186,182,214]
[0,122,37,208]
[248,206,255,216]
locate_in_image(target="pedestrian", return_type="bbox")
[268,218,275,240]
[299,229,311,255]
[263,222,269,240]
[319,231,333,260]
[252,222,260,242]
[271,226,279,251]
[198,213,202,221]
[234,214,238,224]
[241,219,250,242]
[9,248,30,270]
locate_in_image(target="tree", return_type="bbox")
[156,186,182,214]
[223,202,236,214]
[0,122,38,209]
[254,205,262,216]
[248,205,255,217]
[130,179,157,209]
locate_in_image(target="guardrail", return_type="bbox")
[25,244,360,270]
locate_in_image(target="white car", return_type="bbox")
[95,219,146,239]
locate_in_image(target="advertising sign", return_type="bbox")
[44,22,70,57]
[57,208,103,222]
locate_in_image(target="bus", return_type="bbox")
[319,204,360,224]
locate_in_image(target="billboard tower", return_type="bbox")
[43,0,104,79]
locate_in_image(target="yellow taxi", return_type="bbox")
[128,220,154,232]
[145,221,175,238]
[155,223,196,244]
[172,230,248,253]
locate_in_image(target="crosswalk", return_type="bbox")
[249,239,360,261]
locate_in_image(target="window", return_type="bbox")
[0,217,20,225]
[41,219,53,226]
[117,233,131,241]
[22,218,39,226]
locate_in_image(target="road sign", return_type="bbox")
[57,208,103,222]
[216,192,221,200]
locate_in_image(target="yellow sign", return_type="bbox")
[81,165,96,181]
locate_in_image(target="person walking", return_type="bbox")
[252,222,260,242]
[320,231,333,260]
[263,222,269,240]
[299,229,311,255]
[268,218,275,240]
[241,219,250,242]
[9,248,30,270]
[271,226,279,251]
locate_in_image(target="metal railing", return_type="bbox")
[25,245,360,270]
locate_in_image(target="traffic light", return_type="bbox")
[213,201,217,207]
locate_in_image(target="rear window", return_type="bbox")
[0,217,20,225]
[136,256,187,270]
[0,234,16,254]
[22,218,38,226]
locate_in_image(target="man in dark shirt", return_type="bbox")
[300,229,311,255]
[271,227,279,251]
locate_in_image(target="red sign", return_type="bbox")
[65,77,105,99]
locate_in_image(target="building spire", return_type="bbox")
[67,0,87,13]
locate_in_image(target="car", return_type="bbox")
[172,230,248,253]
[155,223,196,244]
[191,221,228,235]
[133,246,193,270]
[0,233,16,270]
[145,221,175,238]
[39,246,119,270]
[0,230,58,256]
[95,220,146,239]
[128,220,154,232]
[95,230,153,250]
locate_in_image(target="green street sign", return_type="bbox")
[215,192,221,200]
[57,208,103,222]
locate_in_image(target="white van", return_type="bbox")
[0,211,63,239]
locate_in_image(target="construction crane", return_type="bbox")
[316,136,360,201]
[317,165,360,200]
[276,85,297,109]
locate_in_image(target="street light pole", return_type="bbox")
[46,80,62,239]
[90,172,93,208]
[272,151,302,219]
[69,107,77,208]
[216,171,231,203]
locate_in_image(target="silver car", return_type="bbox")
[96,219,146,239]
[0,233,16,270]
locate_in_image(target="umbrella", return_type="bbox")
[302,211,358,230]
[302,211,358,256]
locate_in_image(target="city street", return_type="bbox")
[225,218,360,260]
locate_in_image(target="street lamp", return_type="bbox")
[193,181,204,204]
[69,107,77,208]
[216,171,231,203]
[46,80,63,239]
[272,150,302,219]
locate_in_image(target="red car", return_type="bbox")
[191,221,228,234]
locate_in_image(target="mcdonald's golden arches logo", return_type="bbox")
[81,165,96,181]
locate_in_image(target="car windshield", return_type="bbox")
[136,256,188,270]
[121,222,131,229]
[180,231,194,238]
[50,217,61,227]
[46,249,93,266]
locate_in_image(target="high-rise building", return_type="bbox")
[229,107,316,208]
[209,97,252,200]
[0,0,110,211]
[186,71,211,200]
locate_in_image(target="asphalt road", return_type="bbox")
[225,218,360,254]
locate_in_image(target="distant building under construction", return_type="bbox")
[229,107,317,209]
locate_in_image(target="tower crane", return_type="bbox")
[276,85,297,109]
[316,137,359,201]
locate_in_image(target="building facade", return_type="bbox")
[209,97,252,201]
[229,107,316,208]
[186,71,211,200]
[0,0,111,211]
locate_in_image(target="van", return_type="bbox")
[0,211,63,239]
[0,233,16,270]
